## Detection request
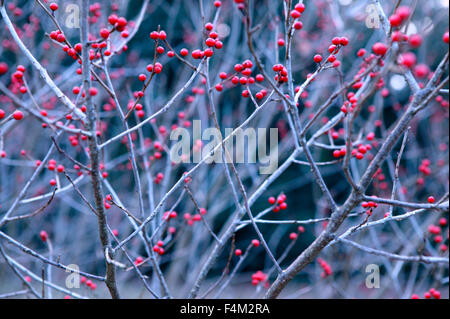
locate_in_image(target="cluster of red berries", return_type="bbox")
[353,49,386,93]
[334,129,374,162]
[183,208,207,226]
[153,240,166,256]
[72,85,98,97]
[235,239,260,256]
[388,6,411,28]
[314,36,349,68]
[63,43,82,61]
[154,172,164,184]
[372,168,390,193]
[416,158,434,186]
[317,258,332,278]
[340,92,358,114]
[49,29,66,44]
[104,194,116,210]
[418,158,432,176]
[251,270,268,287]
[67,131,84,148]
[150,30,168,55]
[272,63,289,83]
[108,14,127,33]
[289,3,305,20]
[147,141,165,162]
[80,276,97,291]
[350,143,373,161]
[268,194,288,212]
[47,159,67,186]
[216,60,267,101]
[428,219,448,251]
[48,159,64,172]
[9,65,27,95]
[163,210,178,221]
[411,288,441,299]
[361,201,378,216]
[190,23,223,60]
[289,226,306,240]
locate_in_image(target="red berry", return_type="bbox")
[108,14,118,25]
[150,31,159,40]
[372,42,388,56]
[40,230,48,242]
[49,3,58,11]
[192,49,202,59]
[327,55,336,63]
[314,54,322,63]
[157,46,165,54]
[332,37,341,45]
[294,21,303,30]
[13,110,24,120]
[294,3,305,13]
[180,48,189,56]
[204,48,214,57]
[340,37,349,46]
[135,256,144,265]
[89,87,98,96]
[290,10,301,19]
[396,6,411,20]
[443,32,449,44]
[431,290,441,299]
[159,31,167,40]
[400,52,417,68]
[409,34,422,48]
[100,28,110,39]
[205,23,214,31]
[389,14,402,27]
[0,62,8,75]
[427,196,435,204]
[252,239,260,247]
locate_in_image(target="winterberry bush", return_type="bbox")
[0,0,448,299]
